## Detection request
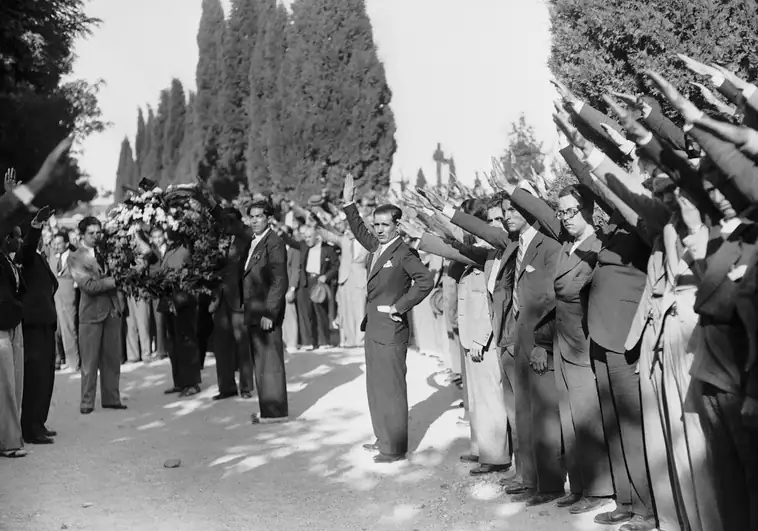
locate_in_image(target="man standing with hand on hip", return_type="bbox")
[342,173,434,463]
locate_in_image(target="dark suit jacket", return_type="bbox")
[641,106,687,152]
[280,232,339,289]
[344,203,434,344]
[287,247,301,291]
[0,251,24,331]
[0,189,30,241]
[216,234,250,312]
[20,226,58,326]
[240,230,289,327]
[511,188,601,366]
[68,245,123,324]
[692,222,758,398]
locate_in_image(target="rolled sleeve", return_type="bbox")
[12,185,34,206]
[584,147,606,171]
[442,205,456,219]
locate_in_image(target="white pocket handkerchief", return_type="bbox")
[525,264,536,273]
[382,261,393,268]
[377,305,392,313]
[728,264,748,282]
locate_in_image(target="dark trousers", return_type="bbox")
[21,324,56,437]
[556,353,614,496]
[250,325,288,418]
[700,384,758,531]
[213,304,254,394]
[591,341,653,516]
[164,304,201,389]
[516,350,563,493]
[197,296,214,369]
[365,337,409,455]
[499,349,518,466]
[150,298,167,357]
[297,274,331,348]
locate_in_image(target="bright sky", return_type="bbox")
[69,0,558,193]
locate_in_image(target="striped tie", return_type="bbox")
[512,236,525,313]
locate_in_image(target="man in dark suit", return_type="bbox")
[209,207,254,400]
[285,225,338,350]
[147,239,201,398]
[434,187,564,505]
[342,173,434,463]
[148,227,168,361]
[68,217,126,414]
[19,209,59,444]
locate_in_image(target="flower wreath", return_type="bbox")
[101,184,231,303]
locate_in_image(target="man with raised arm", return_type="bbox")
[342,173,434,463]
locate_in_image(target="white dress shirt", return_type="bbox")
[244,228,270,270]
[570,229,595,255]
[372,235,401,268]
[306,241,322,275]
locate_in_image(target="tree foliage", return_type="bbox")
[499,114,545,183]
[0,0,104,211]
[548,0,758,119]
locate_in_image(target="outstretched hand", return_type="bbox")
[602,95,650,142]
[551,78,580,108]
[398,219,423,240]
[4,168,19,193]
[553,112,589,153]
[417,188,445,211]
[491,157,516,195]
[343,172,355,204]
[677,53,722,82]
[646,71,703,124]
[31,206,53,228]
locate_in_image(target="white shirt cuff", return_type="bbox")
[343,201,355,207]
[442,205,456,219]
[620,140,636,156]
[12,184,34,206]
[584,147,605,171]
[641,104,653,119]
[638,132,654,146]
[572,101,585,114]
[712,73,726,89]
[743,84,757,99]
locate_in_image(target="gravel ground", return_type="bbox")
[0,347,623,531]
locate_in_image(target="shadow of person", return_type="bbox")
[407,374,461,453]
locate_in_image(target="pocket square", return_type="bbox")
[382,261,393,268]
[728,264,748,282]
[525,264,536,273]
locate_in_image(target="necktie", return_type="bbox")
[512,236,525,313]
[55,254,62,275]
[245,237,256,270]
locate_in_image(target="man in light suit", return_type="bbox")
[49,231,79,371]
[343,173,434,464]
[67,216,126,415]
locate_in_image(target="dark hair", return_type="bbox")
[487,191,508,209]
[222,206,242,221]
[374,204,402,223]
[149,226,165,234]
[53,230,70,244]
[460,198,487,221]
[248,200,273,217]
[558,184,595,213]
[78,216,101,234]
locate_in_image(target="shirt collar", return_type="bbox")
[720,217,742,236]
[520,224,538,247]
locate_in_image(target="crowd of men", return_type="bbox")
[2,51,758,531]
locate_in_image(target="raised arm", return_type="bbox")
[317,227,344,248]
[418,233,481,267]
[343,202,379,253]
[440,207,511,250]
[510,188,562,241]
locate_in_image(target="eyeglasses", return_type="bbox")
[487,217,504,224]
[556,207,581,220]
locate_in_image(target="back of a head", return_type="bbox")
[460,198,488,221]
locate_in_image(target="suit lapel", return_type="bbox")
[556,234,596,280]
[368,239,403,282]
[244,232,268,275]
[696,233,744,307]
[516,234,543,283]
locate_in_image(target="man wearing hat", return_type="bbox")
[342,173,434,463]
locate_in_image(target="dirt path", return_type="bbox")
[0,347,617,531]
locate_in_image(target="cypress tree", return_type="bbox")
[115,136,136,203]
[141,106,158,181]
[195,0,226,185]
[274,0,396,198]
[134,108,147,176]
[162,78,187,184]
[220,0,260,186]
[247,0,288,191]
[175,91,198,184]
[415,168,427,189]
[151,88,170,186]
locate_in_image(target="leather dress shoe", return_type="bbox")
[373,453,406,464]
[459,454,479,463]
[43,427,57,437]
[619,515,657,531]
[595,507,634,525]
[24,435,54,445]
[525,491,564,507]
[555,493,582,507]
[470,463,510,476]
[362,443,380,453]
[164,386,182,394]
[509,488,536,502]
[80,407,93,415]
[180,385,201,397]
[568,496,612,514]
[503,482,529,495]
[213,391,238,401]
[103,403,127,410]
[240,391,252,399]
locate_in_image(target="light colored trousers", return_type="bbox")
[0,326,24,450]
[79,314,122,409]
[465,347,510,465]
[126,296,151,361]
[283,299,298,350]
[336,281,365,347]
